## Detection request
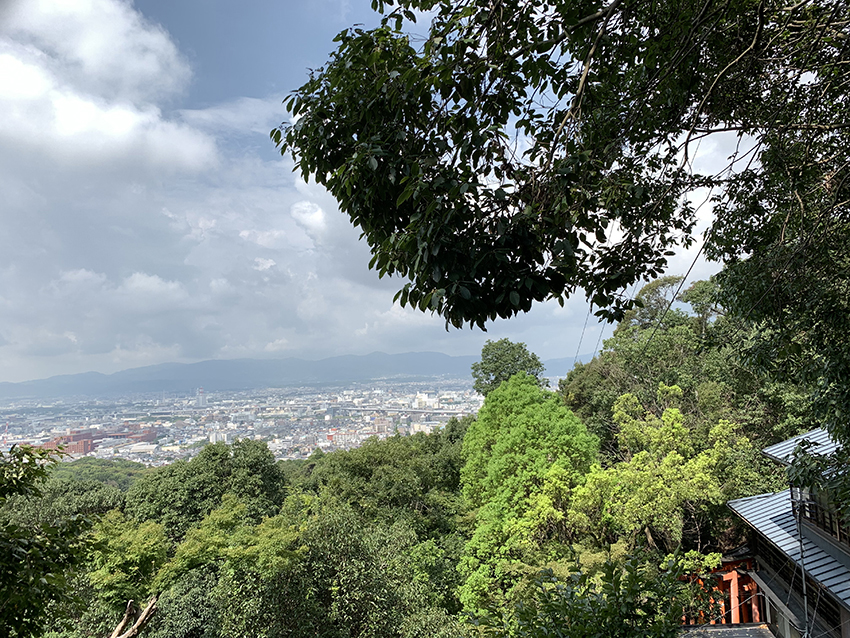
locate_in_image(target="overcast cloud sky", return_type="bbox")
[0,0,720,383]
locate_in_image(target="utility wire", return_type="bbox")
[574,304,592,365]
[635,225,710,362]
[593,320,606,355]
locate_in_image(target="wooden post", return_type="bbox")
[751,583,761,622]
[731,570,741,624]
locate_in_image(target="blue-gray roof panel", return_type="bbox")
[728,489,850,611]
[762,428,837,465]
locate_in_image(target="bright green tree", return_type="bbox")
[568,387,783,554]
[471,339,546,397]
[87,510,169,607]
[559,278,812,449]
[460,374,597,610]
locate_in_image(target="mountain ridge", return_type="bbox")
[0,351,594,400]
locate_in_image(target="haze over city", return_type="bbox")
[0,0,717,384]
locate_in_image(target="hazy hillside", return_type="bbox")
[0,352,592,400]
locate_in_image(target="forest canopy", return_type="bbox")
[0,301,806,637]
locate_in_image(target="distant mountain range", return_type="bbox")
[0,352,595,400]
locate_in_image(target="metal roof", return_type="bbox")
[761,428,837,465]
[728,489,850,611]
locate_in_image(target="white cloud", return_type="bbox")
[209,278,232,294]
[57,268,106,286]
[240,229,291,249]
[264,338,290,352]
[291,201,327,236]
[180,96,286,135]
[0,54,51,99]
[0,1,216,171]
[0,0,190,104]
[253,257,276,271]
[120,272,185,298]
[0,0,736,385]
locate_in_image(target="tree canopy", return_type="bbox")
[2,387,789,637]
[460,374,597,609]
[471,338,546,397]
[125,440,286,540]
[274,0,849,332]
[559,277,812,451]
[0,446,91,638]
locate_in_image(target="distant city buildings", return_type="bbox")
[2,380,481,465]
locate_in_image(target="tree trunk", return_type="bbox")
[109,596,158,638]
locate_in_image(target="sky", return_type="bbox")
[0,0,721,384]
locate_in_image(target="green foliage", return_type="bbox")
[462,375,596,513]
[299,421,471,539]
[619,276,688,331]
[723,232,850,503]
[100,428,472,638]
[1,479,125,529]
[559,278,813,450]
[287,425,471,615]
[146,567,220,638]
[87,510,169,606]
[476,557,714,638]
[471,339,546,397]
[568,388,783,553]
[125,439,286,539]
[717,227,850,440]
[14,399,774,636]
[0,446,91,638]
[1,444,60,500]
[275,0,848,331]
[49,457,146,491]
[460,374,597,610]
[151,494,461,638]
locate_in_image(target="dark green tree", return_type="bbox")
[477,558,714,638]
[49,457,146,491]
[304,430,467,537]
[289,425,471,613]
[274,0,848,331]
[152,494,460,638]
[471,339,546,397]
[1,479,125,529]
[0,446,90,638]
[126,440,286,540]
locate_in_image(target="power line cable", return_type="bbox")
[635,203,713,361]
[574,304,592,365]
[593,320,606,355]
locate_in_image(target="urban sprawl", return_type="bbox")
[1,380,484,465]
